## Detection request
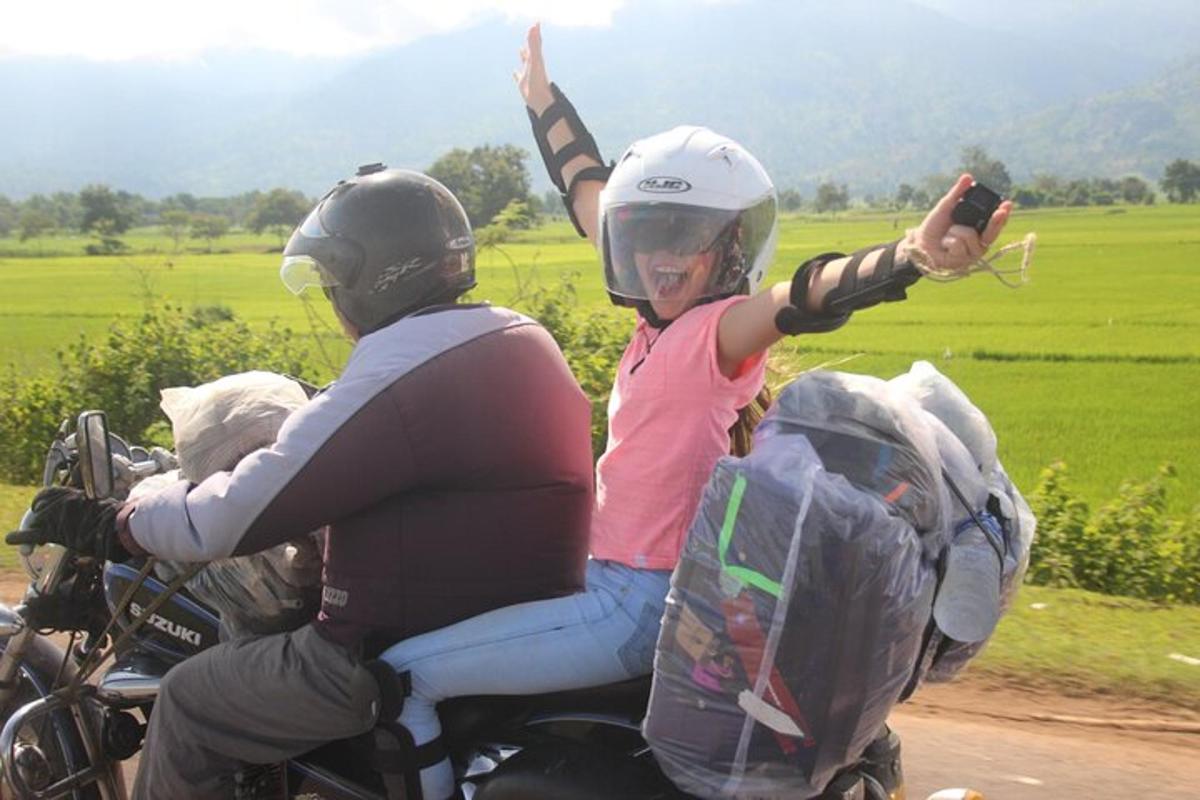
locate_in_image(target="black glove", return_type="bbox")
[5,487,130,563]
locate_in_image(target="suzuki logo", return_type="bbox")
[130,601,203,647]
[637,176,692,193]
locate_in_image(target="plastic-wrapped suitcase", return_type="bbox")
[645,367,1036,798]
[645,372,944,799]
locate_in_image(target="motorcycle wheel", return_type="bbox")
[472,738,690,800]
[0,635,103,800]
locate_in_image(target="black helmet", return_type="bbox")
[281,165,476,334]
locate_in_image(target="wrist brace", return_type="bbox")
[822,240,922,315]
[773,252,852,335]
[773,241,922,335]
[527,83,612,237]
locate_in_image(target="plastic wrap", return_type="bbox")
[889,360,998,476]
[644,373,941,799]
[755,370,950,548]
[146,372,323,639]
[921,463,1035,683]
[888,361,1035,683]
[645,366,1036,797]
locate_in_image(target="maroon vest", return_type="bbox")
[306,320,593,647]
[121,308,592,650]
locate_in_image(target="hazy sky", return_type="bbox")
[1,0,642,60]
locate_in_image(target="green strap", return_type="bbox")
[718,472,782,598]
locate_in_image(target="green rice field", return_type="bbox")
[2,203,1198,513]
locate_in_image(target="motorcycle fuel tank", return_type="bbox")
[103,562,221,662]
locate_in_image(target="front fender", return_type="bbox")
[0,629,125,799]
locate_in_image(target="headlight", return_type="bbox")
[19,546,45,583]
[16,508,63,584]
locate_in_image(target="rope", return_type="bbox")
[906,230,1037,288]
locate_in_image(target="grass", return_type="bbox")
[2,204,1198,513]
[0,484,33,572]
[972,584,1200,711]
[766,354,1200,518]
[0,229,288,259]
[0,500,1193,709]
[1,205,1198,704]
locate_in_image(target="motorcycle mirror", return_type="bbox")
[77,411,115,500]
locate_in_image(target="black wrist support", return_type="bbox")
[527,83,613,238]
[774,252,852,335]
[773,241,923,336]
[823,240,922,315]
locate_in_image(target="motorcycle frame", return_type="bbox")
[0,420,392,799]
[0,544,141,799]
[0,413,912,800]
[0,549,413,800]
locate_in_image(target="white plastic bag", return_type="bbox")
[154,371,323,639]
[889,362,1035,683]
[160,371,309,483]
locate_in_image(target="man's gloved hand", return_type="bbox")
[5,487,130,563]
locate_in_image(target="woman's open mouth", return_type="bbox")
[651,267,689,299]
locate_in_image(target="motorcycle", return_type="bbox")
[0,410,910,800]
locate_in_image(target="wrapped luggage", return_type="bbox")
[644,365,1034,798]
[645,371,943,798]
[889,362,1035,683]
[130,372,323,639]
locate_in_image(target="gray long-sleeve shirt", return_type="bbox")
[121,305,595,646]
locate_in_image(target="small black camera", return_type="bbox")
[951,182,1003,234]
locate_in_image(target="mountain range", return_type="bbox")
[1,0,1196,198]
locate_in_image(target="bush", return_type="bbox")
[1026,461,1088,587]
[84,236,128,256]
[507,272,627,460]
[0,304,313,484]
[1028,461,1200,603]
[1161,510,1200,603]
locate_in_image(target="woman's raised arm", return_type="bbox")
[516,23,608,247]
[715,175,1014,377]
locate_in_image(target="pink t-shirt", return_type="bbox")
[590,296,767,569]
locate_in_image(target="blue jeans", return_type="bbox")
[379,559,671,799]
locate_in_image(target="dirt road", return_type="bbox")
[897,679,1199,797]
[1,576,1195,798]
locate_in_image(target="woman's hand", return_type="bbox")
[515,23,554,115]
[720,175,1016,368]
[905,174,1013,271]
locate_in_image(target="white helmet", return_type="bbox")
[599,126,777,323]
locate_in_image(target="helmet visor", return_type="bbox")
[280,255,339,295]
[603,200,775,302]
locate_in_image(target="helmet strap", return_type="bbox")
[638,301,673,330]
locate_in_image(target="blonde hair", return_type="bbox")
[729,385,772,457]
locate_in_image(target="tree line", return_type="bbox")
[0,145,543,253]
[3,147,1198,253]
[790,150,1200,214]
[0,185,312,254]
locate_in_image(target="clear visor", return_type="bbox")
[280,255,339,295]
[603,201,772,302]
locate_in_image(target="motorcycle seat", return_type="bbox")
[439,675,652,745]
